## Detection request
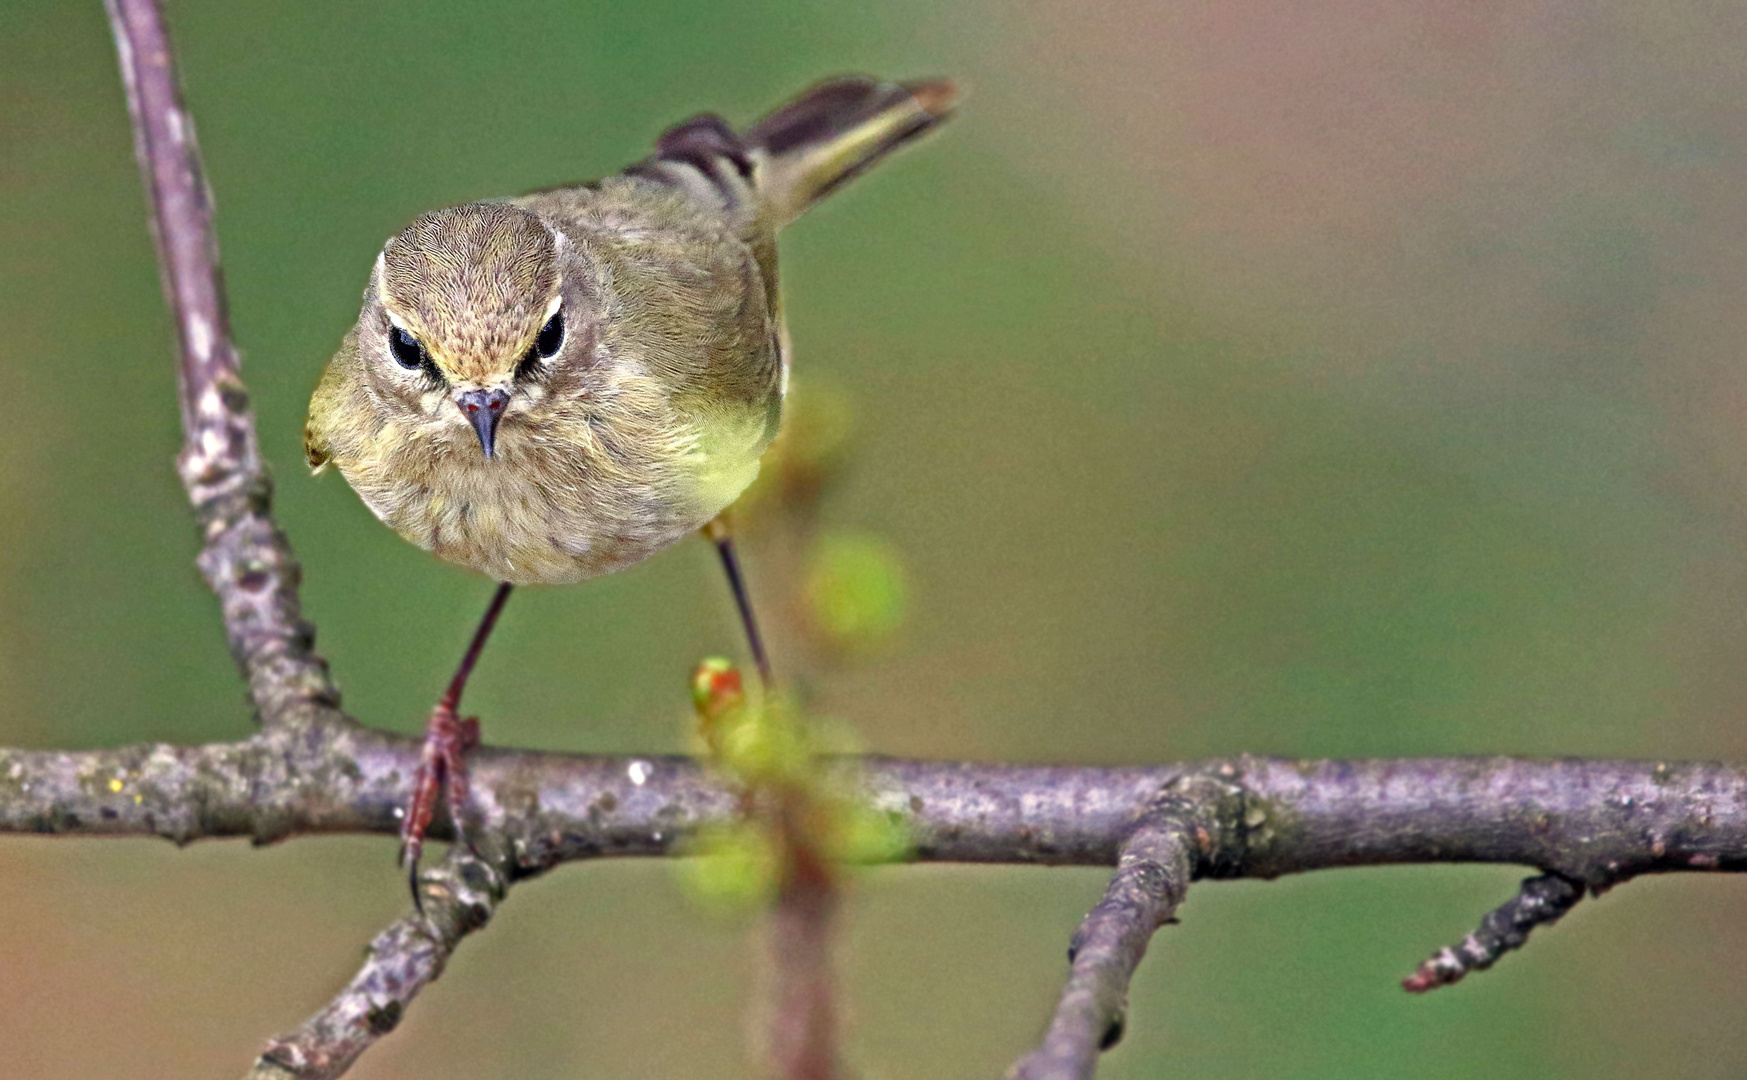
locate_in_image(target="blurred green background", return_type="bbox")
[5,0,1747,1076]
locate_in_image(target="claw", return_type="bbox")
[450,716,483,857]
[408,857,425,915]
[399,702,479,909]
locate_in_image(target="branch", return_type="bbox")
[13,743,1740,1076]
[105,0,337,726]
[247,850,507,1080]
[1005,779,1226,1080]
[7,749,1744,879]
[1401,872,1583,992]
[767,854,841,1080]
[103,3,455,1069]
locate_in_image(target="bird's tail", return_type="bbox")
[745,76,955,228]
[633,77,952,239]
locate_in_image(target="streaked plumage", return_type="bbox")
[305,77,953,585]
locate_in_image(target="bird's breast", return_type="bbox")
[344,402,769,586]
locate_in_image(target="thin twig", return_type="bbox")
[105,0,337,726]
[1402,873,1584,992]
[1006,825,1188,1079]
[1005,778,1231,1080]
[768,848,841,1080]
[246,849,507,1080]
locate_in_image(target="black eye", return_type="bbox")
[535,310,564,358]
[518,310,564,380]
[389,325,427,370]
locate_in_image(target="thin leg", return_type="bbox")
[704,517,773,688]
[402,580,514,909]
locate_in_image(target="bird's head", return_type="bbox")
[362,202,582,459]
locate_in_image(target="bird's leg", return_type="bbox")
[704,515,773,689]
[401,580,514,907]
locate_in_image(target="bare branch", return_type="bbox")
[245,850,507,1080]
[767,862,842,1080]
[101,6,488,1070]
[1006,780,1226,1080]
[6,749,1745,883]
[1402,873,1583,993]
[105,0,337,726]
[7,736,1747,1078]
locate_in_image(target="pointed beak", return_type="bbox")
[455,387,511,459]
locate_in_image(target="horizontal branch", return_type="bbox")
[13,739,1741,1079]
[5,742,1742,886]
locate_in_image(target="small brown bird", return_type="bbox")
[304,77,954,893]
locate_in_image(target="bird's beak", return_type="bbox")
[454,387,511,459]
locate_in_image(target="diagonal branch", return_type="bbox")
[105,0,337,726]
[1005,779,1227,1080]
[1402,872,1583,992]
[247,849,508,1080]
[103,5,463,1069]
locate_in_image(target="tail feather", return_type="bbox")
[627,77,954,234]
[622,113,757,214]
[651,114,755,185]
[747,76,955,227]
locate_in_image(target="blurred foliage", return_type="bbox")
[739,376,856,518]
[5,0,1747,1077]
[804,531,910,655]
[680,659,908,909]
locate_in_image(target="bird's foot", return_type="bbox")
[399,701,481,911]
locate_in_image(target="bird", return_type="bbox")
[303,76,954,898]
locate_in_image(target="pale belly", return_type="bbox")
[345,415,767,586]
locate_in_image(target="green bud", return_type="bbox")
[805,531,908,652]
[678,824,779,908]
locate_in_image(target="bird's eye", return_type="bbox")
[535,310,564,358]
[388,325,427,370]
[518,310,564,380]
